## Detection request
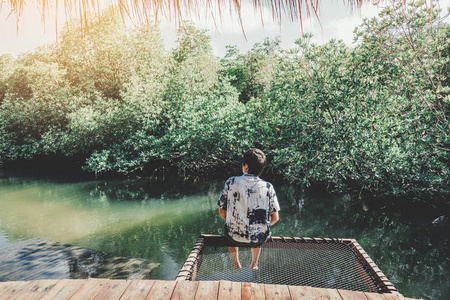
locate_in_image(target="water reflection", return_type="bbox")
[0,177,216,245]
[0,174,448,300]
[0,238,158,281]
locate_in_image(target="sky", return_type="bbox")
[0,0,449,57]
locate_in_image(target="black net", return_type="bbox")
[192,240,379,293]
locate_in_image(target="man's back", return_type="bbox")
[219,173,279,244]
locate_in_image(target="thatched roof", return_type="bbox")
[1,0,364,30]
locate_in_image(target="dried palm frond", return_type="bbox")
[1,0,365,32]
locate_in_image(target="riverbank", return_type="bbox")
[2,156,449,210]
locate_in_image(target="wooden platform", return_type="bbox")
[0,279,418,299]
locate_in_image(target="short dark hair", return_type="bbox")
[243,148,267,176]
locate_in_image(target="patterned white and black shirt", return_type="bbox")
[218,173,280,244]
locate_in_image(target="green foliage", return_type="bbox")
[164,79,246,170]
[265,1,449,199]
[166,21,218,106]
[0,1,448,202]
[57,7,129,100]
[0,54,15,103]
[220,37,281,103]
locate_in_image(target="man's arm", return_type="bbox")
[270,211,279,226]
[219,208,227,221]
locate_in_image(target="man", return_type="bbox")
[218,148,280,270]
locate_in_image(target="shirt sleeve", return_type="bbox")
[268,184,280,213]
[218,178,231,211]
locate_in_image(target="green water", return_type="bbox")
[0,172,448,299]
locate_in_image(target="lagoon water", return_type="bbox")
[0,171,448,299]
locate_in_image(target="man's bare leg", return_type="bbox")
[228,247,241,269]
[250,247,261,270]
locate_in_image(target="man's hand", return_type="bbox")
[270,211,279,225]
[219,208,227,221]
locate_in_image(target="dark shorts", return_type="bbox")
[223,223,264,248]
